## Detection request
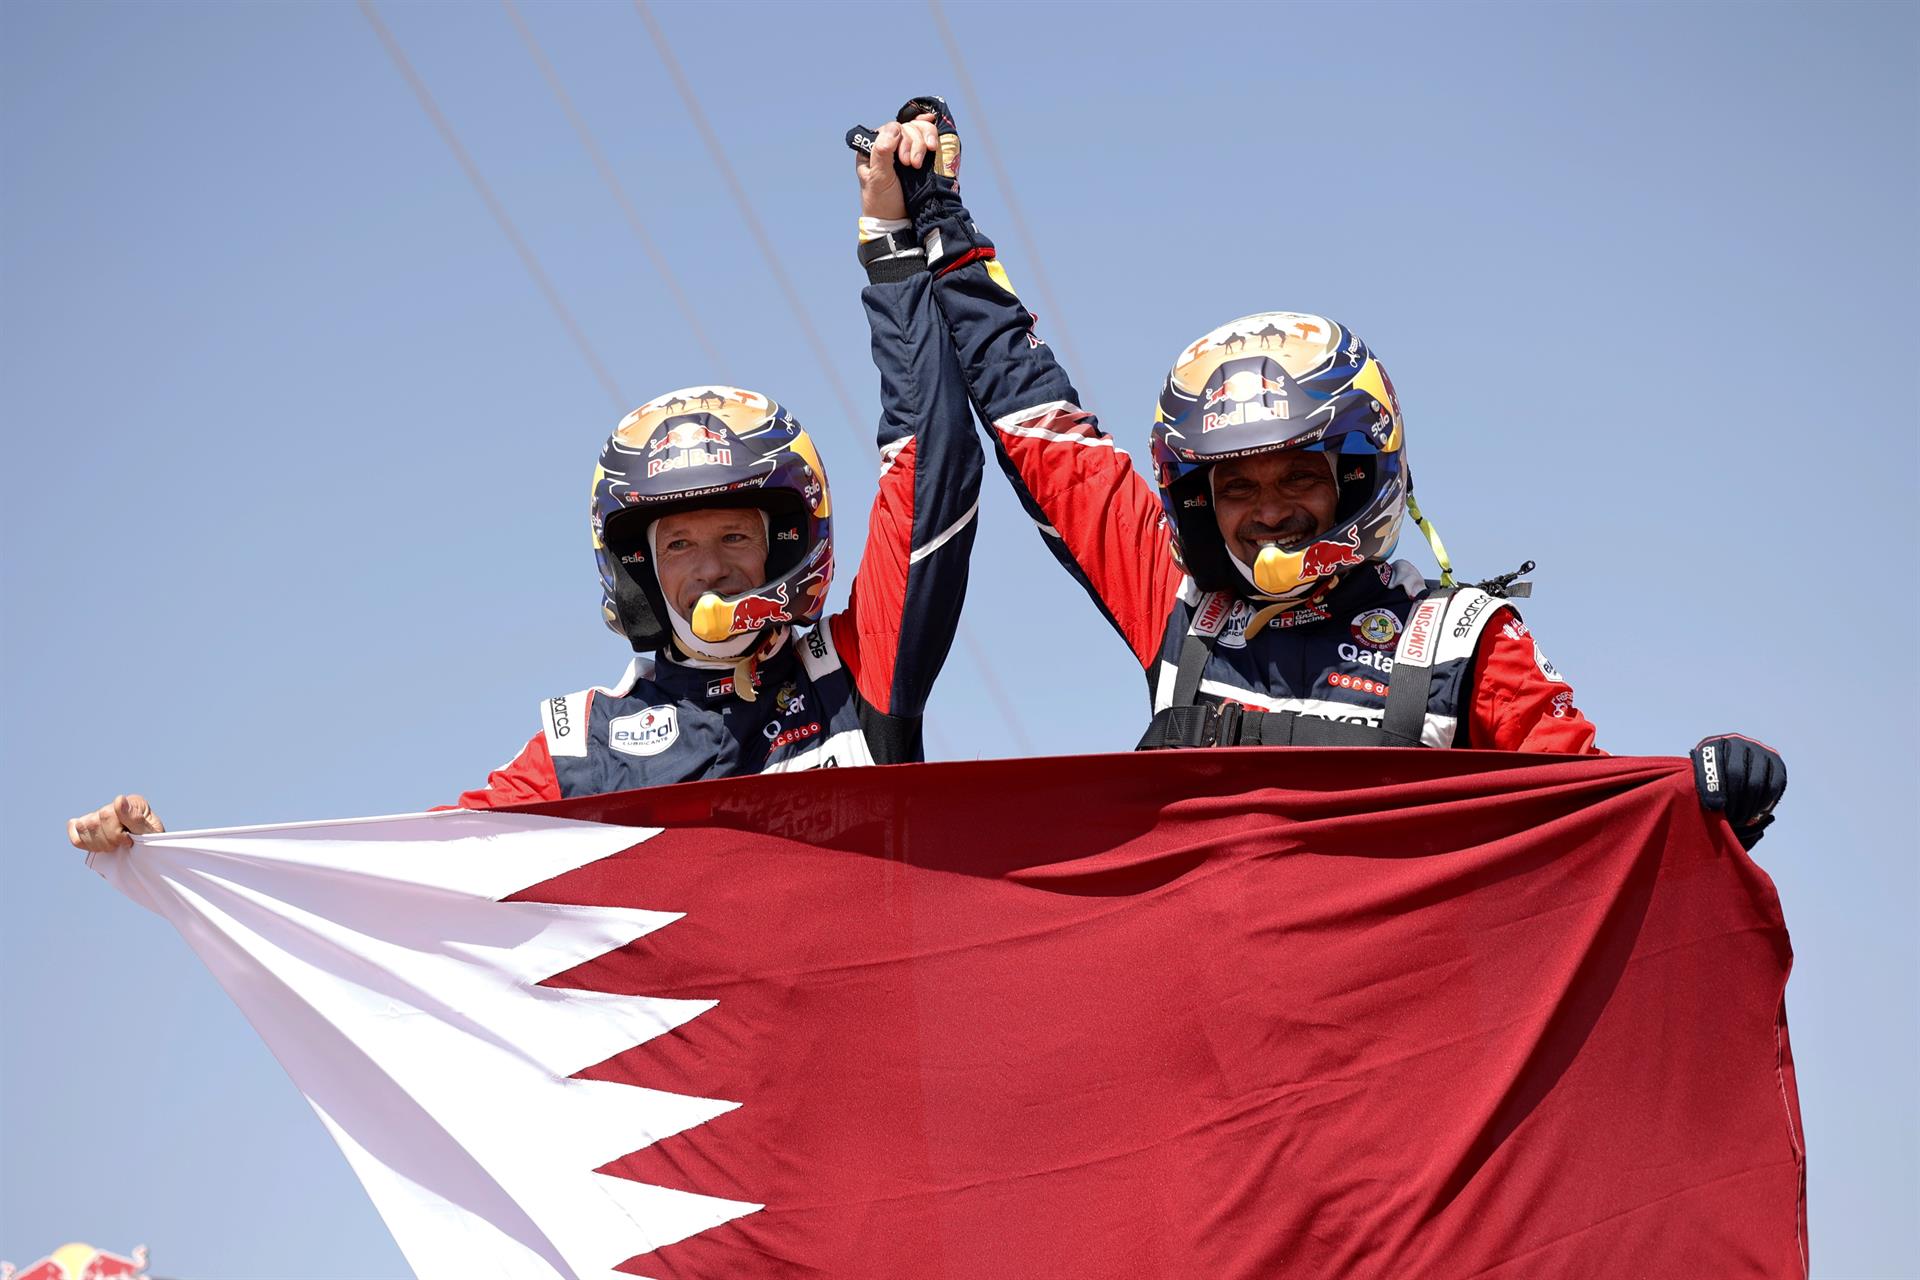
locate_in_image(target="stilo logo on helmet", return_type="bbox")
[1148,311,1409,601]
[591,385,834,653]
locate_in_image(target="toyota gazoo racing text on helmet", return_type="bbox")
[1149,311,1407,601]
[592,385,834,657]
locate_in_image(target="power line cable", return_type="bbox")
[925,0,1086,380]
[630,0,870,457]
[359,0,627,413]
[500,0,732,384]
[363,1,999,755]
[634,0,1036,756]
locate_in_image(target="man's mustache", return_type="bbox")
[1246,514,1321,547]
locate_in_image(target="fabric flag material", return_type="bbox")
[96,749,1805,1279]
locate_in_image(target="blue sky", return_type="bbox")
[3,1,1914,1274]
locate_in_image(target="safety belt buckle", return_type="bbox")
[1204,701,1244,748]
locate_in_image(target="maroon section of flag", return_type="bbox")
[512,749,1805,1279]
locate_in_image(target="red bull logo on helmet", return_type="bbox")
[2,1244,149,1280]
[1204,371,1289,410]
[730,583,793,633]
[1201,369,1292,432]
[645,418,735,477]
[1298,531,1364,578]
[648,421,731,454]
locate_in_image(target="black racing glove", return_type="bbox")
[846,95,986,272]
[1691,734,1787,850]
[889,95,964,229]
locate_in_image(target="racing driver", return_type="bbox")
[68,118,981,849]
[872,98,1786,848]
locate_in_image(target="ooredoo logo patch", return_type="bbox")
[608,705,680,757]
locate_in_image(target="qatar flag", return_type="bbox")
[96,750,1805,1279]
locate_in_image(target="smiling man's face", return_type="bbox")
[1209,451,1339,565]
[651,507,769,614]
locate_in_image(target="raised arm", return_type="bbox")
[828,117,984,753]
[890,98,1183,671]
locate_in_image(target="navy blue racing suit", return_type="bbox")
[458,262,982,805]
[908,196,1599,753]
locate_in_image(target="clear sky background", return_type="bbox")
[3,1,1914,1275]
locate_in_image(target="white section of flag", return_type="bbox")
[92,808,758,1280]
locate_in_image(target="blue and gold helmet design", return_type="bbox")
[592,385,834,652]
[1148,312,1407,598]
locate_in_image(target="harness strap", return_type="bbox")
[1138,583,1485,752]
[1167,624,1214,710]
[1376,587,1454,747]
[1141,616,1387,749]
[1243,711,1383,747]
[1137,701,1386,750]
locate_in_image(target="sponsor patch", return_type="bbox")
[1400,598,1445,667]
[1328,671,1389,697]
[1351,608,1399,650]
[768,721,823,751]
[1549,690,1575,720]
[706,671,763,699]
[1194,591,1232,637]
[1216,599,1255,650]
[1450,592,1493,640]
[806,629,830,660]
[1272,601,1332,629]
[608,704,680,757]
[1534,645,1565,683]
[541,691,591,758]
[774,684,806,716]
[1337,641,1395,674]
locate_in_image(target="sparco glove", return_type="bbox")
[1691,734,1787,850]
[890,95,963,226]
[846,96,967,245]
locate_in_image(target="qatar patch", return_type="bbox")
[1351,608,1400,650]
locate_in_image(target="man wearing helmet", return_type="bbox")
[869,99,1785,846]
[68,119,980,849]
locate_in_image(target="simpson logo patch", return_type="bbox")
[1399,599,1445,668]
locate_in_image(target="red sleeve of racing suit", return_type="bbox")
[1467,608,1604,755]
[453,731,562,809]
[920,228,1183,670]
[830,263,984,724]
